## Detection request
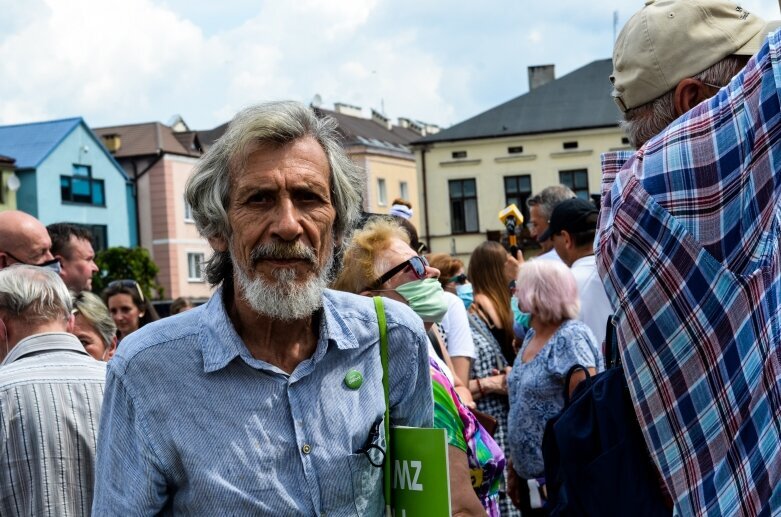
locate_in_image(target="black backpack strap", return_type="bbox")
[563,364,591,406]
[604,315,620,369]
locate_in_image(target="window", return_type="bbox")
[449,179,479,233]
[184,199,194,222]
[452,151,467,159]
[508,146,524,154]
[377,178,387,205]
[504,175,532,220]
[562,141,578,150]
[187,253,205,281]
[399,181,409,201]
[61,165,105,206]
[559,169,590,199]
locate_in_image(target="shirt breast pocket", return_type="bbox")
[347,416,385,515]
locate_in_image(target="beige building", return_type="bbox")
[314,104,439,231]
[412,60,631,262]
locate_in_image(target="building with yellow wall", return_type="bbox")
[411,59,631,262]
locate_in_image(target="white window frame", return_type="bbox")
[187,252,205,282]
[377,178,387,206]
[184,199,194,222]
[399,181,409,201]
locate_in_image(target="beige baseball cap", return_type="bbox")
[611,0,779,112]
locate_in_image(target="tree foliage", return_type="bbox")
[93,246,165,300]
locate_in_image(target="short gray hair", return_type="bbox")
[0,265,72,323]
[527,185,577,220]
[185,101,365,285]
[619,55,748,148]
[72,291,116,348]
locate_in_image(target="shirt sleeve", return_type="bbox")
[546,322,600,379]
[440,293,477,359]
[92,363,169,513]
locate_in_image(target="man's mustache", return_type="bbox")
[250,242,317,266]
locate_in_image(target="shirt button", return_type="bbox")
[302,444,312,454]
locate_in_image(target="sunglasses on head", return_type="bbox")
[107,279,145,303]
[373,255,428,289]
[448,273,468,285]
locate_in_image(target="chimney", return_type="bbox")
[371,109,391,130]
[398,117,411,129]
[528,64,555,90]
[102,134,121,153]
[334,102,363,117]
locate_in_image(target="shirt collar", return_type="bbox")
[2,332,89,366]
[199,287,360,373]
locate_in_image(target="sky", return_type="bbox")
[0,0,779,131]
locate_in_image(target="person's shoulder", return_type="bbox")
[323,289,425,337]
[557,320,598,349]
[111,306,204,374]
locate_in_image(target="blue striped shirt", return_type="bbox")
[93,288,433,515]
[0,332,106,517]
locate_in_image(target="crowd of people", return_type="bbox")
[1,1,781,514]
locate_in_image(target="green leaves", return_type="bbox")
[93,247,165,300]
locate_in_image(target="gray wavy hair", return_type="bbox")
[72,291,116,349]
[527,185,576,220]
[619,55,749,148]
[185,101,365,285]
[0,265,72,324]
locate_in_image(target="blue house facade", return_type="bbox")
[0,118,135,249]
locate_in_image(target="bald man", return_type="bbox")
[0,211,58,271]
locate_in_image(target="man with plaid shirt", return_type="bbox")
[598,1,781,515]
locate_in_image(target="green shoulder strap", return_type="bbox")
[373,296,391,513]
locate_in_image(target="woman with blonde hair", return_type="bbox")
[71,291,117,361]
[334,218,505,516]
[506,260,603,514]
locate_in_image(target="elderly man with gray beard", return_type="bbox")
[93,101,433,515]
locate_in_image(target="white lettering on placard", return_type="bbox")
[393,460,423,491]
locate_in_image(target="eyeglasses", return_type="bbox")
[373,255,428,288]
[107,279,145,303]
[448,273,468,285]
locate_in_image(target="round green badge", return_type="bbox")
[344,369,363,390]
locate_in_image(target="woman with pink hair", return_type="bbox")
[505,260,604,515]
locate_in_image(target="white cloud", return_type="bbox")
[1,0,779,130]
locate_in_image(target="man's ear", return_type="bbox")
[66,314,75,333]
[673,78,711,117]
[208,235,229,253]
[561,230,574,250]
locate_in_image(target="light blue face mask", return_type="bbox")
[455,283,473,310]
[394,278,450,324]
[511,297,531,338]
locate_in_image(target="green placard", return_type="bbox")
[390,426,451,516]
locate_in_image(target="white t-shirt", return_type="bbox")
[571,254,613,348]
[438,291,476,359]
[536,248,563,262]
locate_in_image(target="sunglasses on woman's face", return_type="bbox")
[373,255,429,288]
[448,273,468,285]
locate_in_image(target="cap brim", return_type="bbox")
[735,21,781,56]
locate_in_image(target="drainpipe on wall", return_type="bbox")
[421,147,430,245]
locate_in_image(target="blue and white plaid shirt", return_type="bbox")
[597,28,781,516]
